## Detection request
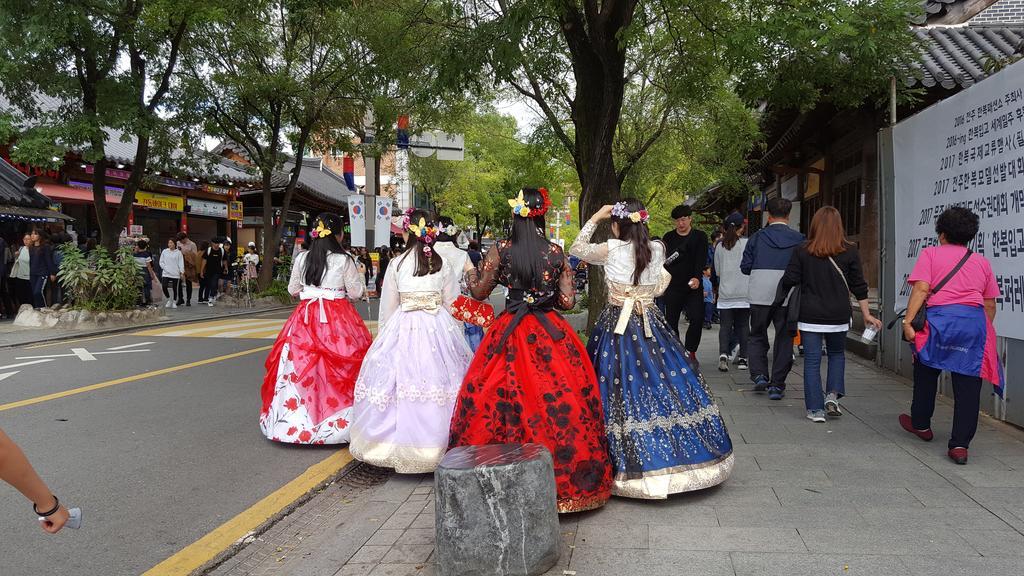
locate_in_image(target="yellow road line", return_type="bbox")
[0,345,272,412]
[143,449,353,576]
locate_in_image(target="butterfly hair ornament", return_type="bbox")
[508,187,552,218]
[309,220,333,239]
[404,215,439,255]
[611,202,649,224]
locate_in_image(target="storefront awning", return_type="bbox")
[0,204,74,222]
[35,182,128,206]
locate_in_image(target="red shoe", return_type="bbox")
[948,447,968,465]
[899,414,934,441]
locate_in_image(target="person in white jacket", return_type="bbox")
[713,212,751,372]
[159,239,185,308]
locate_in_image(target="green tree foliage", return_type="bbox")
[58,245,142,311]
[0,0,215,250]
[436,0,921,325]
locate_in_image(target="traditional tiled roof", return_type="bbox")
[906,25,1024,89]
[0,157,51,208]
[914,0,1000,25]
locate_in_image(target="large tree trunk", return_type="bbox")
[561,6,630,331]
[258,170,277,289]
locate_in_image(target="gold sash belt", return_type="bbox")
[401,291,442,313]
[607,281,656,338]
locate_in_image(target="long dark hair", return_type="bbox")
[721,223,741,250]
[401,209,443,277]
[507,188,551,290]
[611,198,652,286]
[303,212,350,286]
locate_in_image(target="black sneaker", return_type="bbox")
[768,386,785,400]
[752,375,769,392]
[737,357,748,370]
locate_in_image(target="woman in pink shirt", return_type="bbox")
[899,207,1003,465]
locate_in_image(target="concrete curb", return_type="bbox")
[0,304,294,350]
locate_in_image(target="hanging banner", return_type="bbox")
[374,196,392,247]
[228,201,244,221]
[893,58,1024,339]
[135,191,184,212]
[347,195,366,247]
[187,198,228,218]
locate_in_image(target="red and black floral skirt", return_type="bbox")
[448,309,612,512]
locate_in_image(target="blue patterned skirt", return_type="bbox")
[586,304,734,499]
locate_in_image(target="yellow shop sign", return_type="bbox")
[135,191,184,212]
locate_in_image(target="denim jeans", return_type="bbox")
[801,330,847,412]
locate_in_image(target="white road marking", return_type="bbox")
[0,371,21,381]
[0,359,56,371]
[71,348,98,361]
[15,350,150,361]
[107,342,156,350]
[153,319,284,337]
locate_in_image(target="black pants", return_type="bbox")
[161,277,180,301]
[748,304,793,387]
[204,272,221,301]
[181,278,192,303]
[663,286,705,353]
[718,307,750,358]
[912,362,982,449]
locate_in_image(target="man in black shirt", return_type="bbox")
[662,204,709,361]
[204,237,226,307]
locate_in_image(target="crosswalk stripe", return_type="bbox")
[134,318,284,337]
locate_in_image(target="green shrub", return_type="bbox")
[58,245,141,311]
[257,279,294,305]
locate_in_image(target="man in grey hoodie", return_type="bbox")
[740,197,805,399]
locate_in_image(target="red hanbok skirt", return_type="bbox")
[448,309,612,512]
[260,298,372,444]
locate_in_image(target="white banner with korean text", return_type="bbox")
[893,59,1024,339]
[347,195,366,248]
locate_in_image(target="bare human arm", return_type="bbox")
[0,428,69,533]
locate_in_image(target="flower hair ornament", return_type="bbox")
[310,220,333,238]
[405,216,439,254]
[611,202,649,224]
[508,187,553,218]
[442,223,459,237]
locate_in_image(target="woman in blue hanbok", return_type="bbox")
[570,200,734,499]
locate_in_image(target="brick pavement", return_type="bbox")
[208,325,1024,576]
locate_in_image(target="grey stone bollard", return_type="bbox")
[435,443,560,576]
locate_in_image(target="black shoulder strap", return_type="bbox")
[930,249,972,296]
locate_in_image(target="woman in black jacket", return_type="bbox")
[28,229,57,309]
[776,206,881,423]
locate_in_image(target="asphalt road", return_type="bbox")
[0,304,379,576]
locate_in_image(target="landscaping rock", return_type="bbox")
[434,443,560,576]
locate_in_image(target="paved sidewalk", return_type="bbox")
[207,324,1024,576]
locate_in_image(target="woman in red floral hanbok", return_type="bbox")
[260,213,372,445]
[448,187,612,513]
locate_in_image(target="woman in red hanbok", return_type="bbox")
[448,187,612,513]
[260,213,372,444]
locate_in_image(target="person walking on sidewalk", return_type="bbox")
[661,204,708,365]
[899,207,1003,465]
[571,200,733,500]
[159,239,184,309]
[28,229,57,309]
[133,239,156,307]
[702,266,714,329]
[775,206,881,423]
[202,238,227,307]
[714,212,750,372]
[741,197,804,400]
[176,232,197,306]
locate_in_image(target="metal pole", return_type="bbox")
[890,76,898,125]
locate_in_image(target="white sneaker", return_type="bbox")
[718,354,729,372]
[806,410,826,423]
[164,300,172,308]
[825,393,842,417]
[207,301,214,307]
[171,301,178,309]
